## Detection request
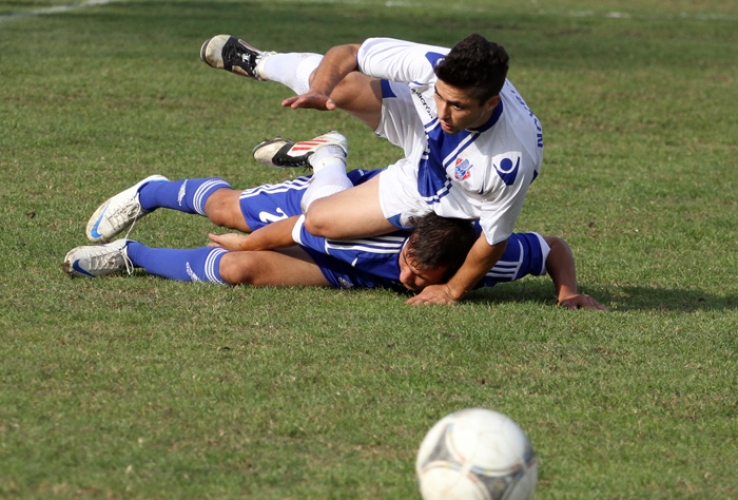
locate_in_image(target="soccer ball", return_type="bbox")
[415,408,537,500]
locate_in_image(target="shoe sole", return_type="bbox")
[200,35,264,79]
[200,35,228,69]
[253,138,300,168]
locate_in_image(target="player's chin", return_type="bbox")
[440,121,462,134]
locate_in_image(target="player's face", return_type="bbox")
[398,247,448,292]
[434,80,500,134]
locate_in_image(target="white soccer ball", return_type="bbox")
[416,408,537,500]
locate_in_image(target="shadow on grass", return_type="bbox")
[465,281,738,312]
[118,269,738,313]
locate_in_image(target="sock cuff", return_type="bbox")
[202,247,229,285]
[190,178,232,215]
[309,145,347,171]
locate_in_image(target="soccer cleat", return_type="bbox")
[252,131,347,168]
[63,239,134,278]
[200,35,273,80]
[86,174,168,243]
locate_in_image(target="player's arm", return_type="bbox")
[209,216,300,251]
[407,234,507,305]
[282,44,362,111]
[543,236,607,311]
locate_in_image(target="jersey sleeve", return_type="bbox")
[479,232,550,288]
[292,215,408,283]
[357,37,449,84]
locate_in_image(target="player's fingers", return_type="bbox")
[292,98,325,110]
[581,295,608,311]
[593,300,608,311]
[289,98,308,109]
[406,294,434,306]
[281,96,299,107]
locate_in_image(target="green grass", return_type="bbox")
[2,0,738,498]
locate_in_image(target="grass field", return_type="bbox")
[1,0,738,498]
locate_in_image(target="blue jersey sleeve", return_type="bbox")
[479,232,549,288]
[292,216,408,284]
[291,214,415,290]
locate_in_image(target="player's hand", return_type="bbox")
[406,284,460,306]
[282,91,337,111]
[207,232,249,251]
[558,294,607,311]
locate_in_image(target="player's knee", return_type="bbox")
[218,254,258,285]
[204,190,240,228]
[304,210,339,238]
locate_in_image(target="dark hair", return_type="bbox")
[434,33,509,104]
[405,213,476,281]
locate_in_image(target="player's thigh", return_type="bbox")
[329,74,383,130]
[219,248,330,287]
[204,189,250,232]
[304,175,395,238]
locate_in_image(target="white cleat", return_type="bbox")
[63,239,134,278]
[252,131,347,168]
[86,175,168,243]
[200,34,273,80]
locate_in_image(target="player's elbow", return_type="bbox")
[543,236,570,260]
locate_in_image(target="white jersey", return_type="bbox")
[356,37,544,246]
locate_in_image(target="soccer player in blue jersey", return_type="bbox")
[200,33,544,305]
[64,173,605,310]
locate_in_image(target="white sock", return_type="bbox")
[300,146,352,212]
[258,53,323,95]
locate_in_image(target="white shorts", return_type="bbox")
[377,159,430,229]
[374,81,431,229]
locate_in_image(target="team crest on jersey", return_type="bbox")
[454,157,473,180]
[493,152,522,186]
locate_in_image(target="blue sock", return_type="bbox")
[138,178,232,215]
[126,241,229,285]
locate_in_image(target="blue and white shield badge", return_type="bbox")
[492,152,522,186]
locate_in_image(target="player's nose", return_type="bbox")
[399,269,416,290]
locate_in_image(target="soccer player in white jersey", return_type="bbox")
[200,33,544,305]
[63,172,604,310]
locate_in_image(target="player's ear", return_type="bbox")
[485,95,501,111]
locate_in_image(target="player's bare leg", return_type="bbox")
[303,175,395,239]
[201,37,383,130]
[203,188,252,233]
[218,247,330,287]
